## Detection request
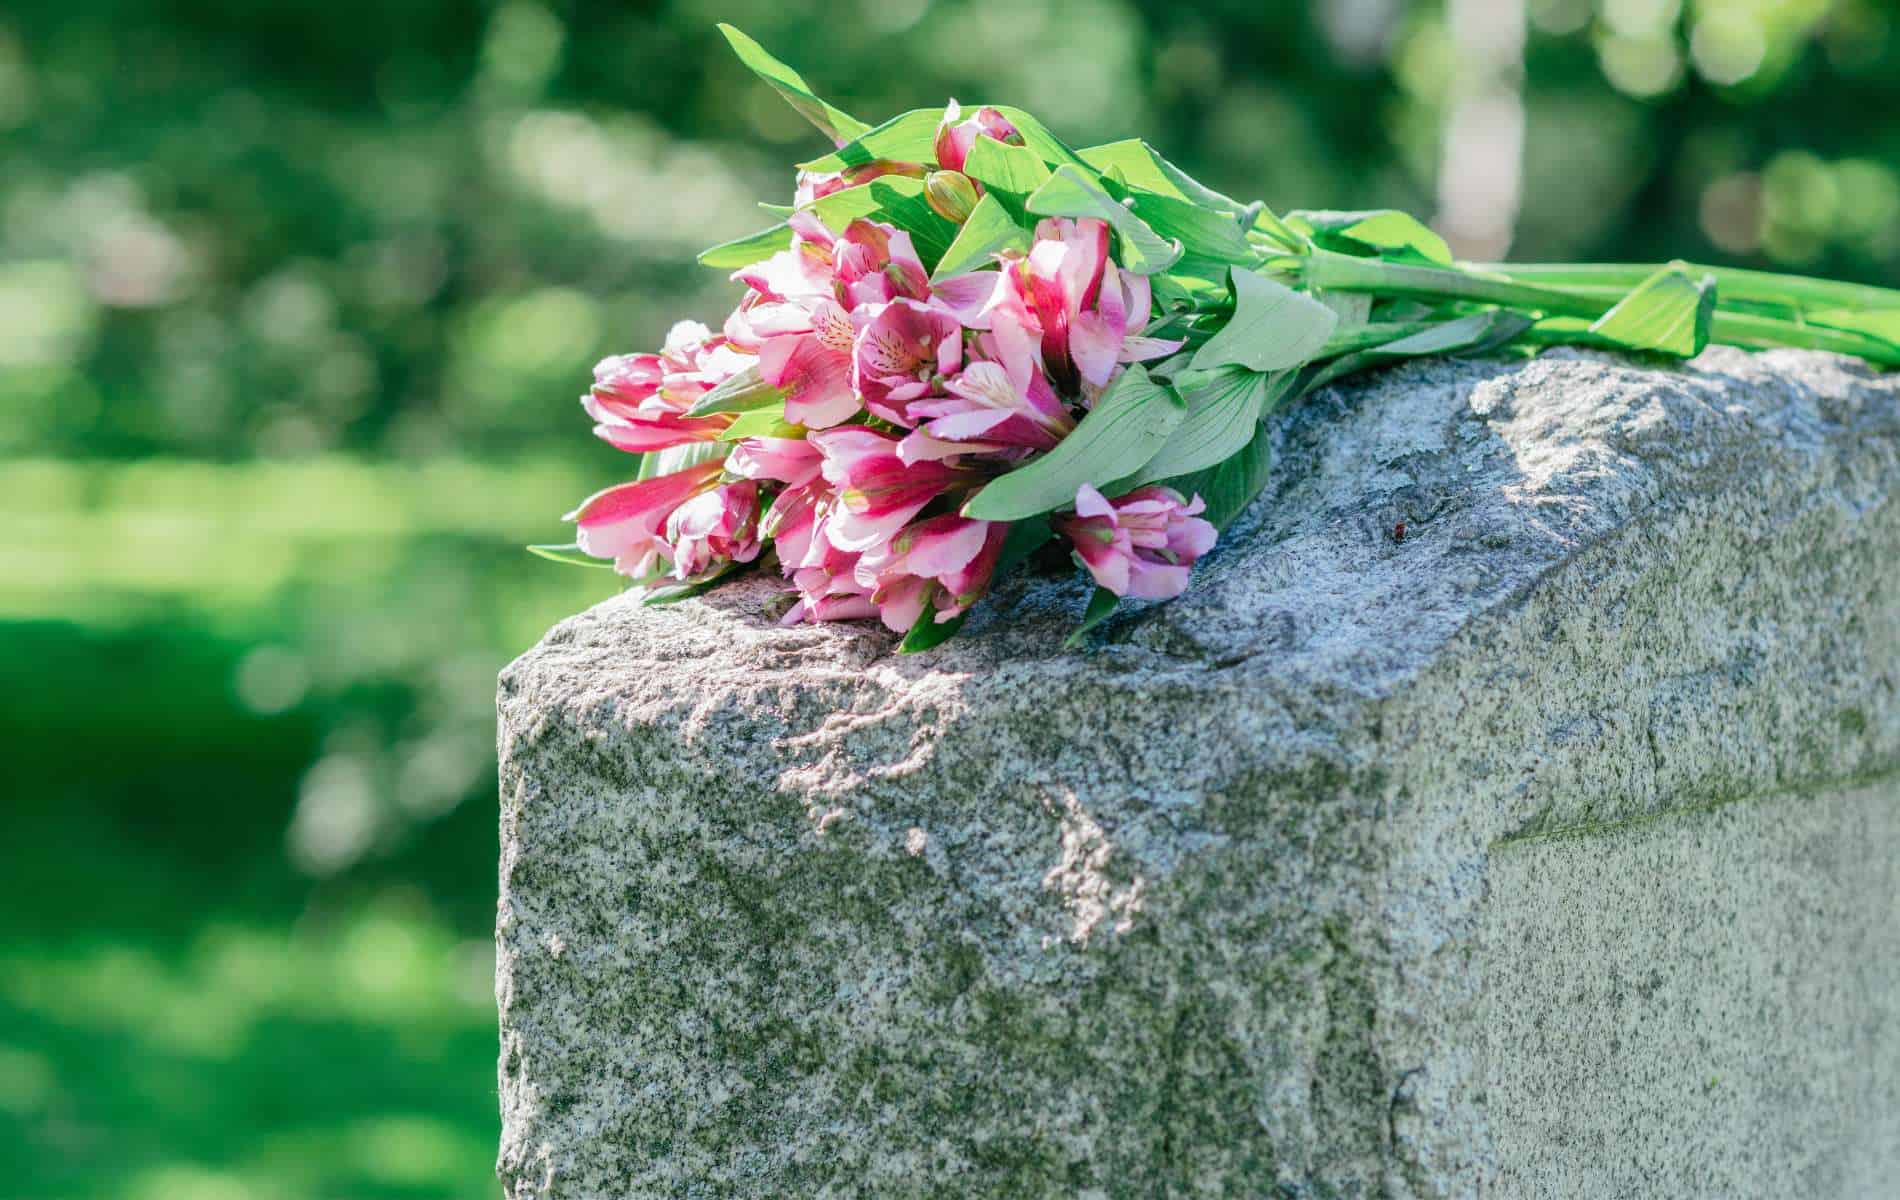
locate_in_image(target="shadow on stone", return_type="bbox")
[497,348,1900,1198]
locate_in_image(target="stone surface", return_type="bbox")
[496,347,1900,1198]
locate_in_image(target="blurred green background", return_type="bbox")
[2,1,1895,1195]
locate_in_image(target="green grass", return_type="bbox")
[0,456,620,1199]
[1,907,498,1199]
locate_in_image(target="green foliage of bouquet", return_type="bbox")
[537,25,1900,651]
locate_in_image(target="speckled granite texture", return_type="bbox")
[496,348,1900,1198]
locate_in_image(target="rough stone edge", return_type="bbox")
[496,347,1900,1196]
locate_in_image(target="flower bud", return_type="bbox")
[933,100,1023,172]
[924,170,981,224]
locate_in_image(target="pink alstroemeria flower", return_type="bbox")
[832,219,930,309]
[733,213,839,303]
[765,479,830,570]
[855,514,1008,633]
[933,100,1023,174]
[666,480,763,580]
[730,294,856,429]
[853,298,964,424]
[585,321,742,452]
[785,532,879,624]
[923,269,1003,329]
[900,311,1073,461]
[809,426,976,553]
[1054,483,1218,600]
[782,568,878,624]
[741,213,928,308]
[986,218,1183,397]
[731,216,933,429]
[1094,263,1178,368]
[725,435,823,488]
[795,160,927,206]
[1019,216,1109,392]
[734,439,837,584]
[728,221,857,428]
[1071,256,1182,385]
[568,459,725,581]
[760,482,879,624]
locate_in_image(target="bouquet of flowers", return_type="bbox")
[534,25,1900,651]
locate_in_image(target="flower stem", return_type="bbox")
[1708,311,1900,361]
[1302,249,1900,366]
[1302,250,1609,319]
[1318,320,1453,357]
[1474,262,1900,315]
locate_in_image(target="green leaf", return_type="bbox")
[1077,140,1185,198]
[803,181,890,226]
[1289,209,1453,266]
[1161,423,1274,531]
[1806,308,1900,355]
[1588,264,1715,357]
[798,108,941,172]
[962,365,1184,521]
[993,515,1054,579]
[1191,269,1339,372]
[716,24,869,146]
[639,439,729,481]
[1121,190,1254,265]
[1151,156,1253,219]
[963,135,1051,198]
[1807,308,1900,344]
[1251,205,1308,253]
[1166,253,1252,287]
[1301,310,1534,393]
[1063,586,1121,649]
[698,222,794,270]
[1023,164,1182,274]
[1149,273,1206,316]
[868,179,960,265]
[899,603,966,652]
[803,176,959,265]
[1340,211,1454,266]
[930,192,1029,282]
[686,365,784,416]
[527,543,614,569]
[1318,290,1374,332]
[986,106,1093,171]
[718,405,804,441]
[1125,367,1289,484]
[1076,140,1253,216]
